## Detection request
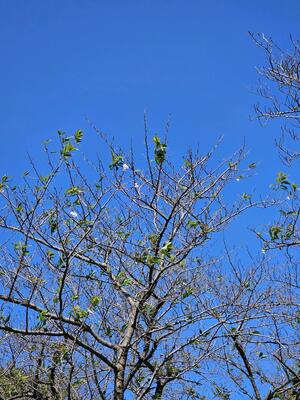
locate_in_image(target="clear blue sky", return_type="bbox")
[1,0,299,246]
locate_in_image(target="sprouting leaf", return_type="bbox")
[284,224,294,240]
[14,242,29,254]
[90,296,100,307]
[189,338,201,345]
[116,271,132,286]
[0,314,10,323]
[16,203,23,213]
[273,171,296,192]
[182,288,193,299]
[120,323,128,333]
[153,136,167,164]
[38,309,49,322]
[148,233,159,246]
[72,305,89,320]
[228,161,237,170]
[109,152,123,170]
[241,193,251,199]
[74,129,83,143]
[0,175,10,191]
[40,175,50,183]
[46,249,55,261]
[142,303,154,316]
[291,182,298,192]
[146,255,161,266]
[248,162,256,169]
[187,220,200,228]
[269,225,282,241]
[122,278,132,286]
[1,175,9,182]
[104,326,112,337]
[49,213,58,234]
[184,159,193,169]
[61,142,77,158]
[257,351,267,359]
[160,241,173,256]
[65,186,83,196]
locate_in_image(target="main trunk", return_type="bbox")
[114,357,126,400]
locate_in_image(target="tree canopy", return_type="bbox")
[0,35,299,400]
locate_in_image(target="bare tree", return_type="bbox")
[0,126,261,399]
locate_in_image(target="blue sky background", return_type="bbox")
[1,0,300,248]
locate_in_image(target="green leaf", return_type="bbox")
[148,233,159,246]
[38,309,49,322]
[109,152,123,170]
[189,338,201,345]
[187,220,200,228]
[228,161,237,170]
[182,288,193,299]
[120,323,128,332]
[153,136,167,164]
[16,203,23,213]
[1,175,9,183]
[0,176,10,191]
[46,249,55,261]
[71,305,89,320]
[74,129,83,143]
[104,326,112,337]
[241,193,251,200]
[90,296,100,307]
[122,278,132,286]
[146,255,161,266]
[65,186,83,196]
[40,175,50,183]
[61,142,78,158]
[269,225,282,241]
[160,241,173,256]
[248,162,256,169]
[14,242,29,254]
[49,214,58,234]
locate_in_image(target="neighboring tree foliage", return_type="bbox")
[0,36,299,400]
[252,33,300,165]
[252,33,300,252]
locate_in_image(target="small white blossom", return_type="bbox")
[70,211,78,218]
[122,163,129,171]
[134,182,139,189]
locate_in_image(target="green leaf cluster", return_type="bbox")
[90,295,100,307]
[109,152,123,170]
[0,175,9,190]
[273,172,297,193]
[74,129,83,143]
[72,305,89,320]
[61,142,78,158]
[160,241,173,256]
[153,136,167,164]
[65,186,83,196]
